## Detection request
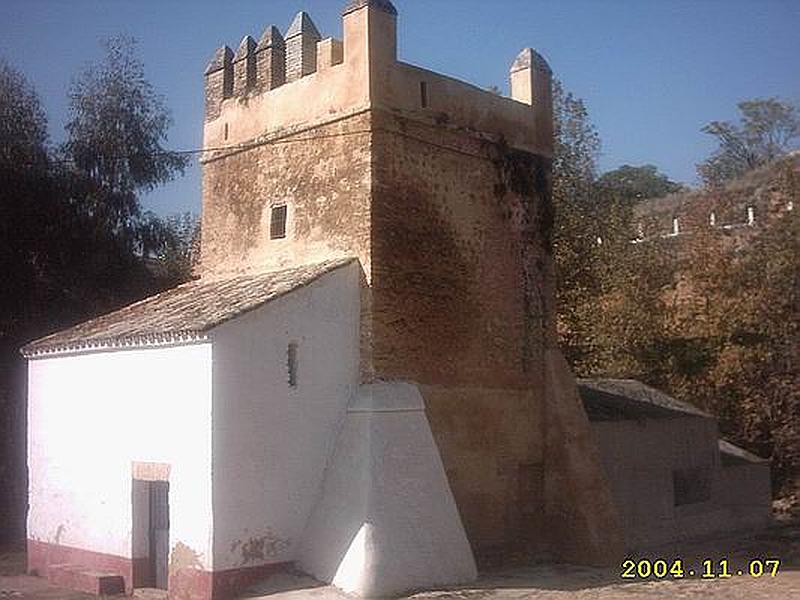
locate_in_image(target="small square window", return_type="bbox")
[673,467,711,506]
[270,205,287,239]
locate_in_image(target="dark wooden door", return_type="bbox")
[149,482,170,590]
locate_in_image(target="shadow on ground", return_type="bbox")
[1,519,798,600]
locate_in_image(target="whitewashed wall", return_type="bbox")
[298,382,477,597]
[27,344,214,569]
[210,262,361,570]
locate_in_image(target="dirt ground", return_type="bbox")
[1,519,798,600]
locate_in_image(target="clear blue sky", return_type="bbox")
[2,0,798,217]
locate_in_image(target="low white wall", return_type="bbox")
[27,344,214,568]
[298,382,477,597]
[210,262,361,571]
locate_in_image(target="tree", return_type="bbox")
[550,80,679,381]
[550,79,604,363]
[62,36,188,246]
[598,164,684,201]
[0,59,48,169]
[1,48,193,542]
[0,58,55,544]
[139,211,201,283]
[0,58,58,340]
[551,79,600,208]
[675,194,800,493]
[698,98,800,187]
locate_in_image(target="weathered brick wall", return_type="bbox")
[420,385,547,563]
[199,113,373,279]
[205,47,233,123]
[232,37,256,97]
[200,112,376,378]
[285,34,318,83]
[204,69,229,123]
[255,44,285,93]
[369,109,556,562]
[370,110,554,389]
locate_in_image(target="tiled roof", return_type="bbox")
[719,439,768,464]
[578,378,710,421]
[21,258,356,358]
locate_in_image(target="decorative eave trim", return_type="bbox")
[22,331,210,360]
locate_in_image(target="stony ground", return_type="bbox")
[1,519,798,600]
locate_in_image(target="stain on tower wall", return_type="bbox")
[370,109,555,563]
[370,111,553,388]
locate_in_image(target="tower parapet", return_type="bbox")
[510,48,553,146]
[233,36,257,96]
[204,46,233,122]
[285,11,322,82]
[317,38,344,71]
[201,0,552,159]
[255,26,286,92]
[342,0,398,16]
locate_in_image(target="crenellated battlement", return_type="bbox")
[202,1,553,157]
[203,9,342,123]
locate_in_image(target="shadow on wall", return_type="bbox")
[0,356,27,546]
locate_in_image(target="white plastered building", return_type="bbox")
[23,258,476,599]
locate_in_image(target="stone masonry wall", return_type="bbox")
[369,109,555,563]
[199,112,373,279]
[420,385,547,564]
[370,109,554,389]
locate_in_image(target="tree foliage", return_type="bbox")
[140,211,201,282]
[552,80,677,378]
[674,198,800,492]
[63,36,188,244]
[598,164,684,201]
[552,84,798,495]
[0,59,56,542]
[0,59,60,341]
[698,98,800,187]
[552,79,600,207]
[0,60,48,168]
[0,46,192,543]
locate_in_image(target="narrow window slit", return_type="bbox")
[420,81,428,108]
[287,342,298,388]
[270,205,287,239]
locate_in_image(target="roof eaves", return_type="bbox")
[201,257,358,335]
[21,330,210,359]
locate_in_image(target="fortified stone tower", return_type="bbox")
[200,0,623,568]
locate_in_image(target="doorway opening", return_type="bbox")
[132,479,170,590]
